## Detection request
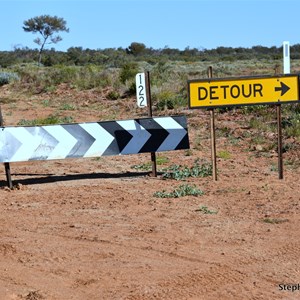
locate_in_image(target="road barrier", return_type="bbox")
[0,116,189,187]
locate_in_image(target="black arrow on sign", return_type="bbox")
[99,121,133,155]
[275,82,290,96]
[137,118,169,153]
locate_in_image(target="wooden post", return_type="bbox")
[145,71,157,177]
[207,66,217,181]
[0,105,13,188]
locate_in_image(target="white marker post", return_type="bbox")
[278,41,291,180]
[135,73,147,107]
[283,41,290,74]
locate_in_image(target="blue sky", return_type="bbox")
[1,0,300,52]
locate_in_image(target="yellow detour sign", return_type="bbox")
[188,75,300,109]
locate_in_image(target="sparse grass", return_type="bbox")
[155,90,187,111]
[216,126,231,138]
[270,163,278,172]
[228,135,241,145]
[131,162,151,171]
[284,158,300,170]
[107,90,120,100]
[193,135,203,151]
[17,115,75,126]
[156,155,170,165]
[283,113,300,139]
[217,150,231,160]
[153,184,204,198]
[59,103,76,111]
[42,99,50,107]
[184,149,193,156]
[131,155,169,171]
[162,159,212,180]
[195,205,218,214]
[248,134,267,151]
[262,218,289,224]
[9,64,114,94]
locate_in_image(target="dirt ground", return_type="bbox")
[1,86,300,299]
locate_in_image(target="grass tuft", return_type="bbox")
[153,184,204,198]
[17,115,74,126]
[162,159,212,180]
[195,205,218,214]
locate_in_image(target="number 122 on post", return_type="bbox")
[136,73,148,108]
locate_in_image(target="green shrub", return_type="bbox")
[74,65,112,90]
[107,90,120,100]
[153,184,204,198]
[131,155,169,171]
[0,72,19,86]
[119,62,138,84]
[162,160,212,180]
[155,90,187,111]
[10,64,115,93]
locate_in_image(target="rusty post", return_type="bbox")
[276,104,283,179]
[0,105,13,188]
[274,66,283,179]
[145,71,157,177]
[207,66,217,181]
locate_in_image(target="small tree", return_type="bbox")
[23,15,69,65]
[126,42,146,56]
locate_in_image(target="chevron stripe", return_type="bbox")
[42,126,77,160]
[26,127,59,160]
[0,116,189,163]
[61,124,95,158]
[138,118,169,153]
[79,123,114,157]
[5,127,41,162]
[99,121,133,155]
[154,117,187,152]
[0,129,22,162]
[116,120,151,154]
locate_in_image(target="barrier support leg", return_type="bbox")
[0,104,13,188]
[4,163,13,189]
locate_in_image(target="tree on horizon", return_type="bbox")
[23,15,69,65]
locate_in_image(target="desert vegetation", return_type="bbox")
[1,43,300,149]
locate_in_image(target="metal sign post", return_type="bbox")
[274,65,283,179]
[145,71,157,177]
[0,105,13,189]
[207,66,217,181]
[276,41,291,179]
[276,103,283,179]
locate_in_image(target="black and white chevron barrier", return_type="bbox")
[0,116,189,163]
